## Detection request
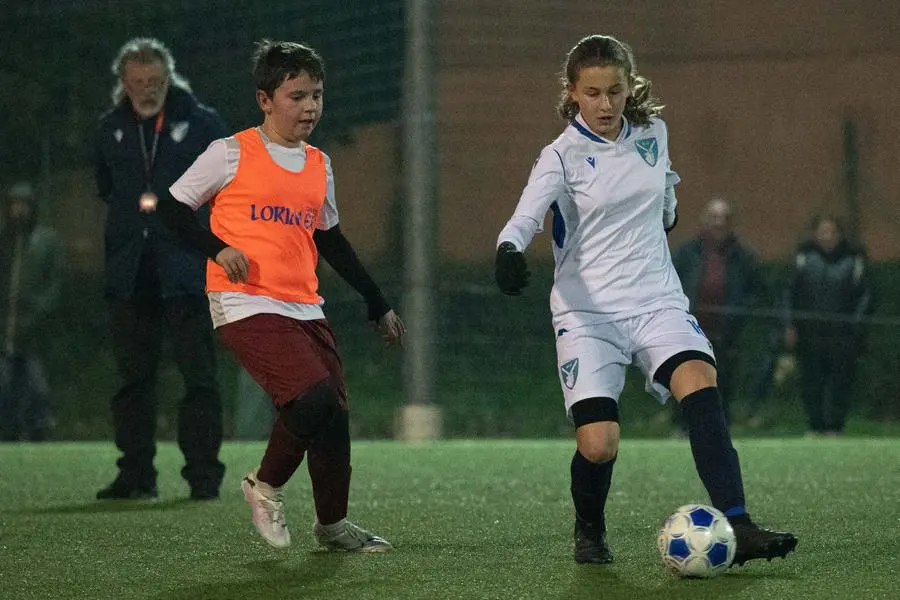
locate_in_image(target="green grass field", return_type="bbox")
[1,438,898,600]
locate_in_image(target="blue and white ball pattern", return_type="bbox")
[657,504,736,578]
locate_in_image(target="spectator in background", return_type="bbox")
[0,182,61,442]
[93,37,227,500]
[671,198,763,423]
[784,215,872,436]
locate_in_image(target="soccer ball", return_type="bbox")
[657,504,736,578]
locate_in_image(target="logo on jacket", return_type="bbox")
[585,156,596,169]
[113,129,123,143]
[635,137,658,166]
[170,121,190,143]
[560,358,579,390]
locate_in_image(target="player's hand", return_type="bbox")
[495,241,530,295]
[373,309,406,346]
[663,208,678,234]
[215,247,250,283]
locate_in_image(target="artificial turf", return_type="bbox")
[1,438,897,600]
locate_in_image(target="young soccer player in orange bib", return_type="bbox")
[159,40,405,551]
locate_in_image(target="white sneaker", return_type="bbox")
[241,470,291,548]
[314,519,393,552]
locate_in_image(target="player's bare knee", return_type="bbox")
[654,352,717,401]
[577,436,618,464]
[671,362,717,400]
[571,397,620,463]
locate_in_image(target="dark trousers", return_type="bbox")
[109,294,224,489]
[0,354,52,441]
[797,339,857,433]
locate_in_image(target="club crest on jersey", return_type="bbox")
[635,137,658,166]
[585,156,596,169]
[560,358,579,390]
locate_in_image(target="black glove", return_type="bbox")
[495,241,530,295]
[664,209,678,235]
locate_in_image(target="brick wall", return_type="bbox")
[55,0,900,271]
[335,0,900,261]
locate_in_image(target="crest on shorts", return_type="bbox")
[635,137,658,166]
[560,358,579,390]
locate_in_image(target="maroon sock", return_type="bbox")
[307,410,351,525]
[257,417,308,488]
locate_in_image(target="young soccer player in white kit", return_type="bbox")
[495,34,797,567]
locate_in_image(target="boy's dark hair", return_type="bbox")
[252,40,325,97]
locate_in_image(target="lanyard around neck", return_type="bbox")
[137,111,165,181]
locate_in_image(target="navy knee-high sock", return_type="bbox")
[681,387,746,516]
[570,450,615,533]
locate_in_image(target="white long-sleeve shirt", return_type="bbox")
[498,114,688,331]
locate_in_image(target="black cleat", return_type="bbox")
[728,515,797,566]
[96,478,158,500]
[574,520,613,564]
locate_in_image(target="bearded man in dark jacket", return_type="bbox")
[94,37,227,500]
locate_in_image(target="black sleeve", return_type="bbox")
[197,105,230,142]
[313,225,391,321]
[94,125,112,202]
[156,189,228,260]
[744,248,766,305]
[781,252,803,326]
[853,253,873,321]
[209,108,230,139]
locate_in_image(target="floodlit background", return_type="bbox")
[2,0,899,439]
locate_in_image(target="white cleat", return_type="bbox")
[241,469,291,549]
[314,519,393,553]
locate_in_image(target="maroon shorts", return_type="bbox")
[218,314,348,409]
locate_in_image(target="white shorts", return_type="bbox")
[555,308,715,416]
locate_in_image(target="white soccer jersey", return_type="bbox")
[498,114,688,332]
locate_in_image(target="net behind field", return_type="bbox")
[2,1,899,439]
